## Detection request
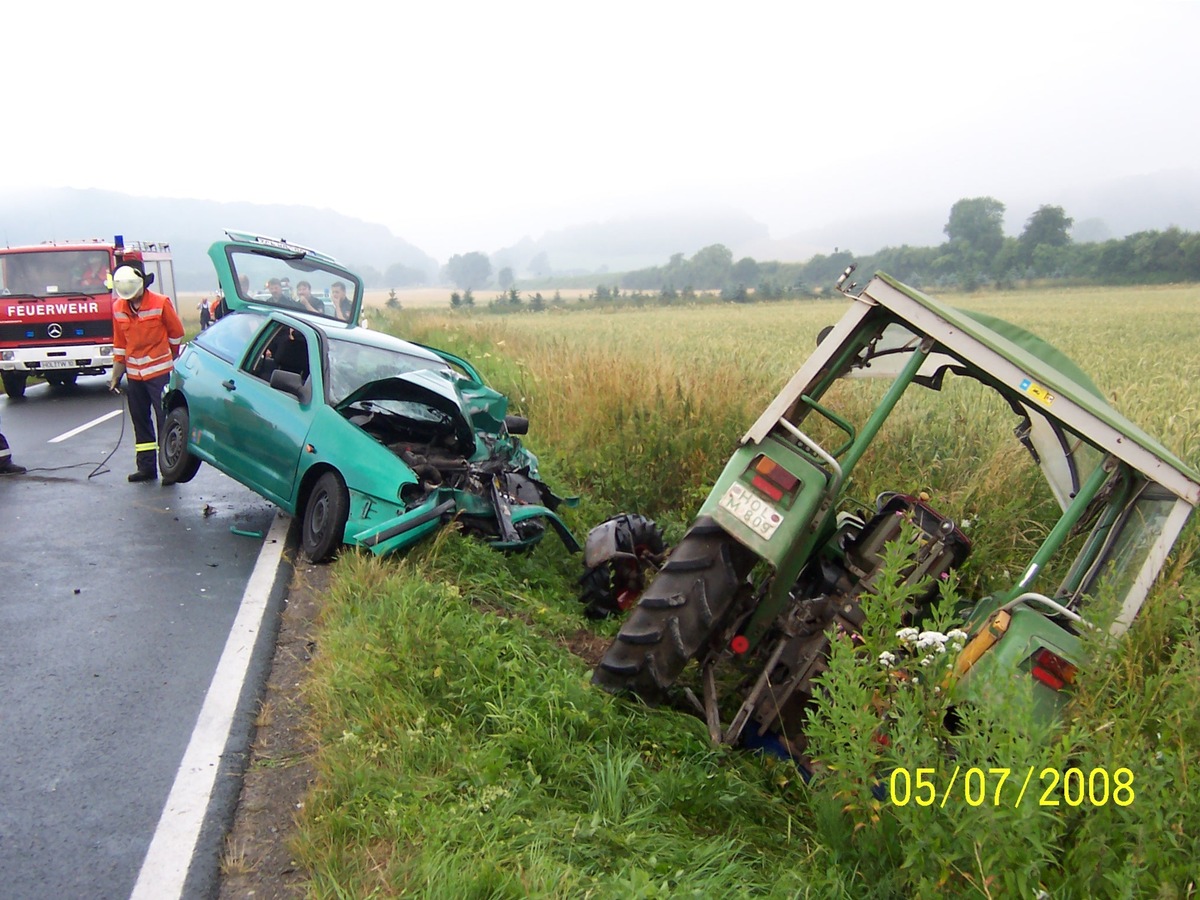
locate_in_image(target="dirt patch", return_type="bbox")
[562,627,610,668]
[218,561,329,900]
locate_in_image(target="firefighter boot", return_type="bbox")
[128,447,157,482]
[0,433,24,474]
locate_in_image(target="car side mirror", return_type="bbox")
[269,368,310,403]
[504,414,529,435]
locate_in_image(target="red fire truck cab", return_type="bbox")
[0,236,175,398]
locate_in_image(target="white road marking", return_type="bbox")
[130,511,292,900]
[48,409,123,443]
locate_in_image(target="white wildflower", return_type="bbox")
[878,651,898,668]
[947,629,968,643]
[916,630,947,650]
[919,655,935,667]
[896,627,919,643]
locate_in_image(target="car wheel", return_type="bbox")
[2,371,27,399]
[302,471,349,563]
[159,406,202,485]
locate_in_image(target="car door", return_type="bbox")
[182,311,269,474]
[221,319,320,509]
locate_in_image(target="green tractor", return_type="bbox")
[590,269,1200,760]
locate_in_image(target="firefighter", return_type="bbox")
[0,416,25,475]
[109,263,184,482]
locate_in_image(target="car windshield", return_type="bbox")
[227,248,361,322]
[325,336,451,405]
[0,249,112,297]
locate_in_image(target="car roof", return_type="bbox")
[260,308,447,366]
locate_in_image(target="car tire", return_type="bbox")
[302,471,349,563]
[2,371,27,399]
[159,406,202,485]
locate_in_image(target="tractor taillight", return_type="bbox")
[754,456,799,491]
[748,456,800,502]
[750,475,784,501]
[731,635,750,654]
[1031,648,1076,691]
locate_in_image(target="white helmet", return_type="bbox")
[112,265,144,300]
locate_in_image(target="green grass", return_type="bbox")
[291,283,1200,897]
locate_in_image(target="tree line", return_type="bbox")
[439,197,1200,301]
[612,198,1200,297]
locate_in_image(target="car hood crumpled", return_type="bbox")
[335,369,478,454]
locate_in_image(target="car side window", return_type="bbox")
[193,312,268,365]
[247,323,311,386]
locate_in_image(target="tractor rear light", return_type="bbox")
[731,635,750,654]
[750,475,784,502]
[754,456,799,491]
[1031,648,1076,691]
[746,456,801,502]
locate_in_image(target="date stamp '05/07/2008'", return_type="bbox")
[887,766,1134,809]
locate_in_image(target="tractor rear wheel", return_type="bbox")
[592,516,752,702]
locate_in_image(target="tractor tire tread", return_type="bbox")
[593,517,749,701]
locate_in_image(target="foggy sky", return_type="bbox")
[4,1,1196,261]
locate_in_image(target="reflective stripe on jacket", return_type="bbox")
[112,290,185,381]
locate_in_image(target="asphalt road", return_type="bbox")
[0,375,287,899]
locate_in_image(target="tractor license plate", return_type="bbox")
[40,360,74,369]
[719,482,783,540]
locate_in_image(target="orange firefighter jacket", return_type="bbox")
[112,290,185,380]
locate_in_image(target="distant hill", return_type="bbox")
[490,210,771,276]
[6,171,1196,291]
[0,188,439,291]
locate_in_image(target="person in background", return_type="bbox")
[78,256,110,292]
[331,281,352,320]
[210,290,226,322]
[109,262,184,483]
[199,297,212,330]
[265,277,286,305]
[295,280,323,314]
[0,416,25,475]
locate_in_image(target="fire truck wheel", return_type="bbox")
[2,372,27,399]
[302,471,349,563]
[159,406,202,485]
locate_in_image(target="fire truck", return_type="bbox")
[0,236,175,398]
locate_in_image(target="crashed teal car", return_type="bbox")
[160,233,578,561]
